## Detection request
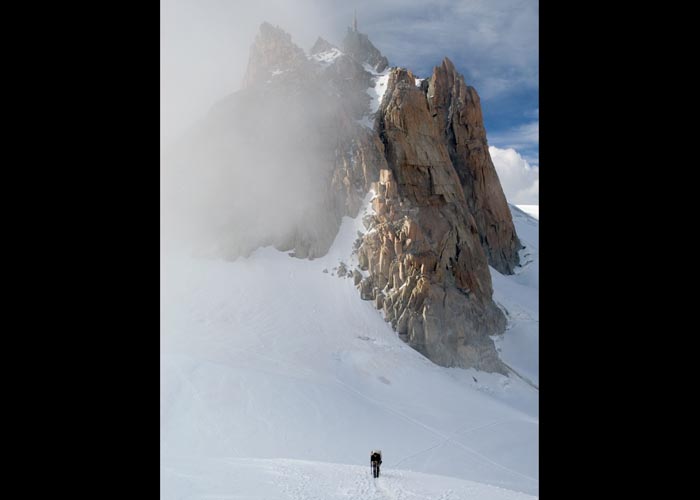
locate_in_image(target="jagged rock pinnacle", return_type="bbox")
[242,22,308,88]
[310,36,337,55]
[427,57,522,273]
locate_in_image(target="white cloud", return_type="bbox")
[489,146,539,205]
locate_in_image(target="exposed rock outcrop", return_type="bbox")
[354,68,507,372]
[242,22,310,88]
[428,58,522,274]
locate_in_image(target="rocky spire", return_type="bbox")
[355,67,508,372]
[427,58,522,274]
[353,9,358,32]
[242,22,308,88]
[310,36,337,55]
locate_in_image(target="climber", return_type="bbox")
[370,450,382,478]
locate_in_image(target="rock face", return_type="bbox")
[354,68,507,372]
[242,22,310,88]
[166,22,522,372]
[427,58,522,274]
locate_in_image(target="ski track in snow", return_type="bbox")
[162,200,539,498]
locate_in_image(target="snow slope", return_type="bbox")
[365,64,390,114]
[165,457,535,500]
[357,63,391,129]
[515,205,538,220]
[161,196,539,499]
[490,205,539,388]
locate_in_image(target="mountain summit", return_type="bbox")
[242,22,309,88]
[342,26,389,73]
[166,23,523,371]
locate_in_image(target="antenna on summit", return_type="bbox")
[353,9,358,32]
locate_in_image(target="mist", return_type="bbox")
[161,0,342,144]
[162,1,366,258]
[164,77,348,258]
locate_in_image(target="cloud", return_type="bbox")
[489,146,539,205]
[342,0,539,98]
[489,120,538,152]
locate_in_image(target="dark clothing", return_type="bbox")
[370,452,382,478]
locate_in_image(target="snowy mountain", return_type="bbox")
[162,20,538,499]
[161,200,538,498]
[165,22,524,372]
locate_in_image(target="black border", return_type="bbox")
[17,2,160,497]
[13,1,665,497]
